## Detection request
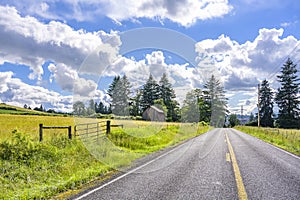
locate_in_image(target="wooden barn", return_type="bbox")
[142,106,165,122]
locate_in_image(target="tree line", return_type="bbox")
[250,58,300,129]
[73,73,228,127]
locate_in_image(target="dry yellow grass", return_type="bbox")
[0,114,75,141]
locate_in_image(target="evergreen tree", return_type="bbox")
[130,89,142,116]
[73,101,86,116]
[98,102,105,114]
[204,75,228,127]
[249,112,255,122]
[275,58,300,128]
[229,114,240,127]
[87,99,95,115]
[198,90,211,122]
[259,79,274,127]
[159,73,180,121]
[181,88,210,123]
[140,74,160,112]
[94,102,99,113]
[107,75,131,116]
[181,89,200,122]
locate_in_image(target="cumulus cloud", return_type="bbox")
[102,50,205,105]
[196,28,300,90]
[0,5,121,81]
[0,0,233,27]
[196,27,300,114]
[48,63,98,97]
[0,71,73,112]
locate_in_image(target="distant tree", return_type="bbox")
[204,75,228,127]
[159,73,180,121]
[275,58,300,128]
[73,101,86,116]
[47,109,56,113]
[108,75,131,116]
[130,89,142,116]
[23,104,28,109]
[229,114,240,127]
[34,104,45,112]
[259,79,274,127]
[249,112,255,122]
[94,102,99,113]
[140,74,160,112]
[181,89,200,123]
[87,99,95,115]
[96,101,104,114]
[197,89,211,123]
[40,104,45,112]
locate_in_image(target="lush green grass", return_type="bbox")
[0,115,209,199]
[234,126,300,156]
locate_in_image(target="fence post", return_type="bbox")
[39,124,43,142]
[68,126,72,139]
[106,120,111,135]
[97,122,99,141]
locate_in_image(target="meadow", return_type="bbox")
[234,126,300,156]
[0,114,209,199]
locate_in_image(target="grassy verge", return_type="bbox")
[0,115,209,199]
[234,126,300,156]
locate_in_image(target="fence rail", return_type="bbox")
[39,120,123,142]
[39,124,72,142]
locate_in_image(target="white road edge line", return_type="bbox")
[74,139,192,200]
[232,128,300,160]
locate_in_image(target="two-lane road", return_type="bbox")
[73,128,300,200]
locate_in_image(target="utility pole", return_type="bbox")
[241,105,243,125]
[257,84,260,127]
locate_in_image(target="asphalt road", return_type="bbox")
[73,128,300,200]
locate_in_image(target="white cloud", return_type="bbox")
[0,5,121,81]
[0,0,233,27]
[105,0,233,26]
[196,28,300,114]
[48,63,98,97]
[103,51,204,105]
[280,20,298,28]
[0,71,73,112]
[196,28,300,90]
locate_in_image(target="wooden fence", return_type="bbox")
[39,120,123,142]
[39,124,72,142]
[74,121,106,141]
[74,120,123,140]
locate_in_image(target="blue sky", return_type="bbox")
[0,0,299,114]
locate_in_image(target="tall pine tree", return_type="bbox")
[140,74,160,112]
[275,58,300,128]
[181,89,200,122]
[259,79,274,127]
[159,73,180,121]
[204,75,228,127]
[107,75,131,116]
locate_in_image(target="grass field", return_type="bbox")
[0,103,62,116]
[0,114,209,199]
[234,126,300,156]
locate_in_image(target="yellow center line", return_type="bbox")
[226,153,231,162]
[225,132,248,200]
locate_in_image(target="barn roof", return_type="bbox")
[149,105,164,113]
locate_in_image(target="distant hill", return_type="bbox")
[0,103,63,116]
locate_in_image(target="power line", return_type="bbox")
[266,42,300,82]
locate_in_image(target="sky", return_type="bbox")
[0,0,299,115]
